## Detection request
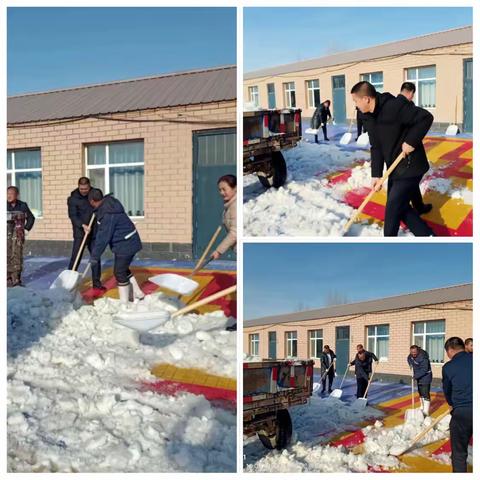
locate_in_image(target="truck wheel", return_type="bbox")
[258,151,287,189]
[258,409,292,450]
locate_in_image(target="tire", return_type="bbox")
[258,409,292,450]
[257,151,287,189]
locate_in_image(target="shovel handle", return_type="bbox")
[194,226,222,271]
[320,361,334,381]
[172,284,237,318]
[410,408,451,445]
[72,214,96,272]
[339,363,350,389]
[191,256,214,277]
[362,361,378,399]
[343,152,405,234]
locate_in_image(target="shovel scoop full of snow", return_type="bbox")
[114,310,171,332]
[352,397,368,409]
[49,270,82,291]
[330,388,343,398]
[148,273,199,295]
[305,128,319,135]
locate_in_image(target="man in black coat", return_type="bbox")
[442,337,472,472]
[351,81,434,236]
[67,177,104,290]
[350,344,378,398]
[7,186,35,286]
[320,345,336,394]
[311,100,332,143]
[407,345,433,416]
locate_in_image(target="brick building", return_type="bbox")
[244,26,473,132]
[7,66,236,259]
[243,284,472,382]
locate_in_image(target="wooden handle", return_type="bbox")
[410,408,450,444]
[339,364,350,389]
[320,361,334,381]
[411,374,415,410]
[72,214,95,272]
[347,108,356,133]
[194,226,222,271]
[172,285,237,318]
[362,361,378,398]
[343,152,405,234]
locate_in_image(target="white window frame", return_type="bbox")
[308,329,323,359]
[405,65,436,109]
[360,71,384,92]
[283,82,296,108]
[7,149,43,218]
[249,333,259,356]
[412,320,445,364]
[248,86,259,107]
[85,141,145,219]
[285,331,297,357]
[366,324,389,362]
[306,79,320,108]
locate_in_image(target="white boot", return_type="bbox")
[422,399,430,417]
[129,276,145,300]
[419,397,424,411]
[118,284,131,304]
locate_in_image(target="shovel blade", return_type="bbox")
[329,389,343,398]
[113,310,171,332]
[356,132,370,146]
[305,128,318,135]
[339,132,352,145]
[445,124,459,136]
[50,270,81,291]
[148,273,199,295]
[352,397,368,409]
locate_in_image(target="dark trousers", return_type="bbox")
[450,406,473,472]
[356,377,369,398]
[68,236,101,286]
[417,382,431,400]
[410,185,425,211]
[314,124,328,143]
[114,254,135,285]
[322,369,335,392]
[384,176,434,236]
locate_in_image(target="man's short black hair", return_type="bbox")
[7,186,19,194]
[350,81,376,98]
[444,337,465,351]
[410,345,419,350]
[465,338,473,345]
[88,188,104,202]
[401,82,416,94]
[78,176,91,186]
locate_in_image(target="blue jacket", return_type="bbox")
[442,351,472,409]
[350,350,378,381]
[90,195,142,261]
[407,348,433,385]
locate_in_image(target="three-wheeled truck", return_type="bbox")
[243,359,314,450]
[243,108,302,188]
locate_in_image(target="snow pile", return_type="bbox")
[8,287,236,472]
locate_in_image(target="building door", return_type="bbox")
[335,326,350,373]
[193,128,236,260]
[463,59,472,133]
[332,75,346,124]
[268,331,277,359]
[267,83,276,109]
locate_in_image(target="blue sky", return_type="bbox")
[243,243,472,320]
[7,7,236,95]
[244,7,472,72]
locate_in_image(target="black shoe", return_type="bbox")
[324,138,330,141]
[226,323,237,331]
[417,203,433,215]
[328,389,333,393]
[93,284,107,292]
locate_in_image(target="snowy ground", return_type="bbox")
[7,286,236,472]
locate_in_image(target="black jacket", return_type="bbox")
[407,348,433,385]
[320,350,336,374]
[7,200,35,231]
[350,350,378,381]
[310,104,332,129]
[90,195,142,261]
[358,92,433,180]
[442,351,472,409]
[68,188,95,239]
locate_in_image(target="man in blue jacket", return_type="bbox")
[350,344,378,398]
[88,189,144,303]
[407,345,433,416]
[442,337,472,472]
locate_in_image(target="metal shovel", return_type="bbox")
[113,284,236,332]
[50,214,95,291]
[351,361,378,409]
[330,363,350,398]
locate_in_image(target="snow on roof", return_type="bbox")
[244,283,472,327]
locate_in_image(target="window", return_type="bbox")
[308,329,323,358]
[267,83,276,109]
[249,333,259,356]
[248,86,259,107]
[306,79,321,108]
[405,66,436,108]
[285,331,297,357]
[268,331,277,359]
[367,324,389,361]
[412,320,445,363]
[360,72,384,92]
[85,141,144,217]
[7,148,43,217]
[283,82,296,108]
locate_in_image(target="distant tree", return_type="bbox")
[325,290,350,306]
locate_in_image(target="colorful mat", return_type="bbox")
[329,137,473,236]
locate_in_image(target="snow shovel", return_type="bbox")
[404,372,421,422]
[148,226,222,295]
[339,114,355,145]
[351,362,377,409]
[389,408,451,456]
[305,127,319,135]
[343,152,406,235]
[445,96,459,136]
[330,363,350,398]
[49,214,96,291]
[113,284,236,332]
[356,132,370,147]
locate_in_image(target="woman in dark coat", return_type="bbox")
[311,100,332,142]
